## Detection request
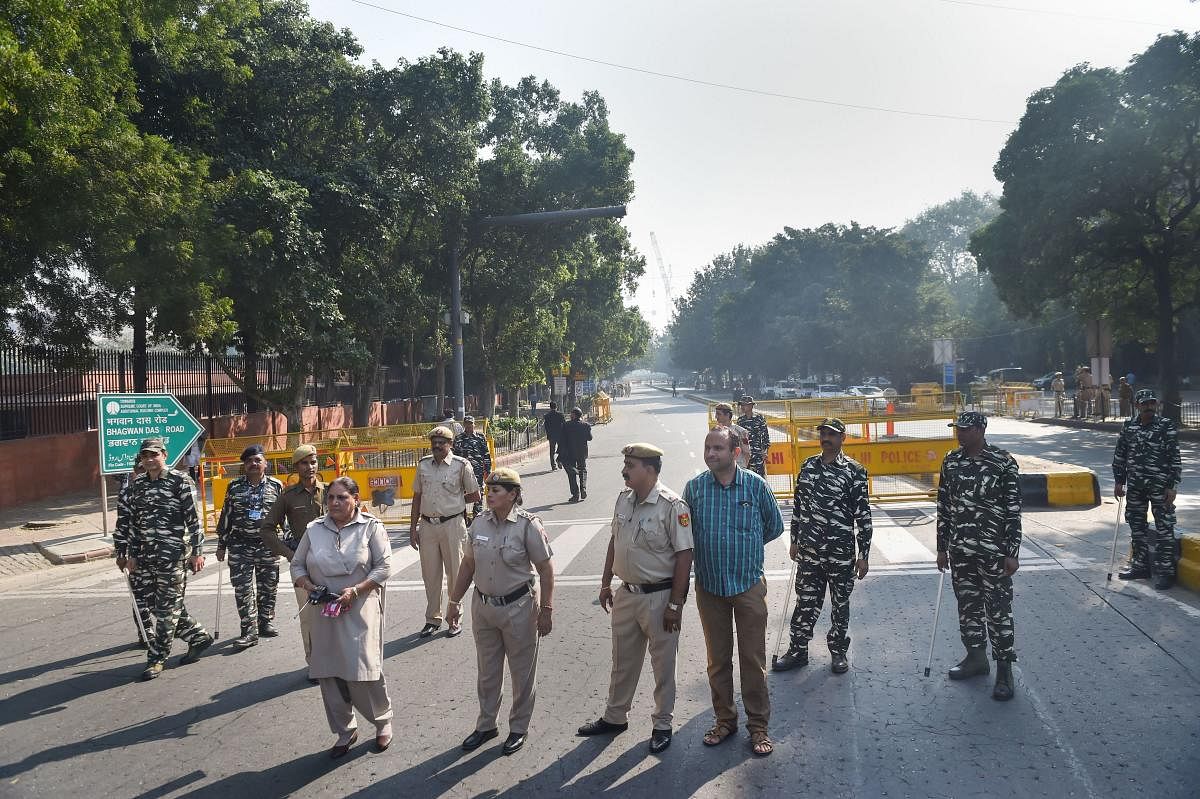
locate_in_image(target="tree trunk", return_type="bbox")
[482,375,498,417]
[407,332,420,400]
[242,330,260,414]
[1151,259,1180,421]
[508,386,520,417]
[131,301,147,393]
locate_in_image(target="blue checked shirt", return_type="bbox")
[683,466,784,596]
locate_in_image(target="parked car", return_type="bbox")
[1032,371,1075,390]
[862,376,892,388]
[814,384,844,398]
[847,385,889,411]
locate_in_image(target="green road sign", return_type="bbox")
[97,393,205,475]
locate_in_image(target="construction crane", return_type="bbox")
[649,232,674,309]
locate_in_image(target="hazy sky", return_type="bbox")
[307,0,1200,329]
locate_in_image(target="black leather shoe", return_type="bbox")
[580,488,587,499]
[1118,566,1151,580]
[577,718,628,736]
[948,647,989,680]
[772,647,808,672]
[258,620,279,637]
[568,495,580,503]
[992,661,1014,701]
[234,632,259,649]
[830,653,849,674]
[418,623,440,638]
[502,732,526,755]
[649,728,672,754]
[462,728,499,751]
[179,634,213,665]
[1154,574,1175,590]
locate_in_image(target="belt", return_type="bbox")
[622,579,674,594]
[477,583,531,606]
[421,511,465,524]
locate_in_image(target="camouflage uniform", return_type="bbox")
[736,409,771,477]
[217,475,285,635]
[453,428,492,517]
[114,475,153,644]
[117,468,209,666]
[1112,404,1181,577]
[936,438,1022,663]
[789,452,872,657]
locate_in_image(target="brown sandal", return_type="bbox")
[750,731,774,757]
[702,721,736,746]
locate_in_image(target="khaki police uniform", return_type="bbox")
[414,453,479,625]
[261,478,326,661]
[466,507,553,735]
[604,481,693,730]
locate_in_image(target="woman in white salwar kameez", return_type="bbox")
[291,476,394,758]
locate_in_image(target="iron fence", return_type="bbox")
[491,426,547,457]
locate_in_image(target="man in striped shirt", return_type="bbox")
[682,428,784,757]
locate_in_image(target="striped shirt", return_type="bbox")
[683,466,784,596]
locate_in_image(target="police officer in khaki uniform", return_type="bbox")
[410,425,480,638]
[260,444,326,676]
[447,468,554,757]
[577,443,693,754]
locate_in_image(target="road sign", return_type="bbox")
[933,338,955,364]
[97,393,205,474]
[943,363,956,385]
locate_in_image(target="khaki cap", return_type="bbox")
[429,425,455,440]
[292,444,317,464]
[622,442,664,458]
[487,467,522,487]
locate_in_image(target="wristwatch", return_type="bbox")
[667,601,682,612]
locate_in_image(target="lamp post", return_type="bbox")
[447,204,627,419]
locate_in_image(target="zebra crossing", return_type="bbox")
[7,505,1092,601]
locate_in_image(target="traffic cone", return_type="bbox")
[886,402,895,437]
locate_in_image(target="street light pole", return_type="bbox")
[447,204,626,420]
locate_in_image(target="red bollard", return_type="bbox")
[885,402,895,437]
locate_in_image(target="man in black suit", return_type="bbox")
[560,407,593,502]
[543,402,566,471]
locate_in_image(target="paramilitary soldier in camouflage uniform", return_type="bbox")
[773,418,871,675]
[736,396,771,477]
[1112,389,1182,590]
[216,444,284,649]
[453,415,492,520]
[118,438,213,681]
[115,463,153,648]
[936,412,1022,701]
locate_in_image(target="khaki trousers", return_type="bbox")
[472,591,540,734]
[419,515,467,625]
[319,676,393,742]
[695,578,770,734]
[294,587,313,663]
[603,587,680,730]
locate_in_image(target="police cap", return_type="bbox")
[1135,388,1158,404]
[622,442,665,459]
[292,444,317,464]
[948,411,987,429]
[429,425,455,441]
[487,467,522,487]
[817,418,846,433]
[139,438,166,455]
[240,444,265,461]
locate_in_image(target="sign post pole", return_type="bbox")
[97,385,110,537]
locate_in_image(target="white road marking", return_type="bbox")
[870,520,936,563]
[548,523,607,573]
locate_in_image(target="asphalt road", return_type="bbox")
[0,387,1197,798]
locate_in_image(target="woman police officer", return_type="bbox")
[447,467,555,756]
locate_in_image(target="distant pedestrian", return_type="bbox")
[453,415,492,520]
[936,412,1022,701]
[773,418,871,676]
[183,436,204,482]
[683,428,784,757]
[560,407,593,502]
[1112,389,1181,590]
[216,444,285,649]
[671,378,678,397]
[447,468,555,757]
[736,396,771,478]
[577,443,693,754]
[1118,377,1133,418]
[1074,365,1094,418]
[440,408,464,437]
[1050,372,1066,418]
[543,402,565,471]
[118,438,213,681]
[291,476,394,758]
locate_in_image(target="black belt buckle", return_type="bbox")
[422,511,464,524]
[624,580,673,594]
[478,584,530,606]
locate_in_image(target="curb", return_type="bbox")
[1031,416,1200,441]
[1180,535,1200,592]
[495,440,549,470]
[34,540,113,565]
[1019,471,1100,508]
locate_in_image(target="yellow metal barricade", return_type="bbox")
[708,393,963,502]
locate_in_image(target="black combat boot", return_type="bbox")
[1154,573,1175,590]
[259,619,279,637]
[948,646,989,680]
[992,661,1014,701]
[1118,565,1151,580]
[772,646,808,672]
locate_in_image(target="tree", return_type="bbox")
[971,32,1200,418]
